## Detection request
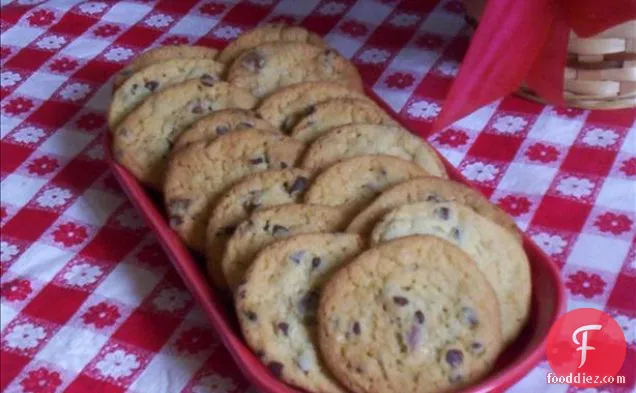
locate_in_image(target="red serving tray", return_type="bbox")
[104,87,566,393]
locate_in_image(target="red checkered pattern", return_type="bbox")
[1,1,634,392]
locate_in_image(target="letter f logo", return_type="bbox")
[572,324,602,368]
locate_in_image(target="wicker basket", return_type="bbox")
[463,0,636,109]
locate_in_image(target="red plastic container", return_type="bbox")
[104,88,566,393]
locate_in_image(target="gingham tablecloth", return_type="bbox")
[0,1,634,392]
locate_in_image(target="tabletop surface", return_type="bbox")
[0,1,634,393]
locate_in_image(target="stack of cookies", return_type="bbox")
[110,25,532,393]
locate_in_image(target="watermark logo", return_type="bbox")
[572,324,602,368]
[546,308,626,387]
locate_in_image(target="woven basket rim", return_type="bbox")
[461,0,636,109]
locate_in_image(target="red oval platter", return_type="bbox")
[104,87,566,393]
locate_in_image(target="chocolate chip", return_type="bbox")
[406,324,421,349]
[470,341,484,355]
[286,176,308,194]
[445,349,464,368]
[298,290,319,314]
[263,220,270,231]
[245,311,258,321]
[144,80,158,91]
[243,200,261,212]
[393,296,409,306]
[305,105,316,115]
[289,250,306,264]
[277,322,289,336]
[451,227,461,240]
[415,310,425,324]
[249,157,264,165]
[426,194,442,202]
[238,121,253,128]
[169,216,183,228]
[216,125,229,135]
[461,307,479,328]
[216,226,236,237]
[272,224,289,237]
[311,257,321,270]
[279,162,289,169]
[352,322,361,335]
[192,105,204,114]
[242,50,266,72]
[282,117,296,131]
[244,190,263,209]
[200,74,217,86]
[255,350,265,358]
[355,367,363,374]
[268,361,284,378]
[436,206,450,220]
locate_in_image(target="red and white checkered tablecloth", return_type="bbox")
[0,1,634,392]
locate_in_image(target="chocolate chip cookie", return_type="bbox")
[223,204,348,291]
[236,233,364,393]
[227,42,363,98]
[346,177,520,240]
[163,129,305,254]
[205,168,313,287]
[109,58,225,129]
[318,236,504,393]
[173,109,277,150]
[218,24,327,64]
[304,155,429,220]
[291,98,396,143]
[113,45,218,89]
[370,201,531,345]
[301,124,448,178]
[257,81,373,132]
[112,79,257,189]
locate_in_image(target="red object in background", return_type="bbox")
[435,0,636,131]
